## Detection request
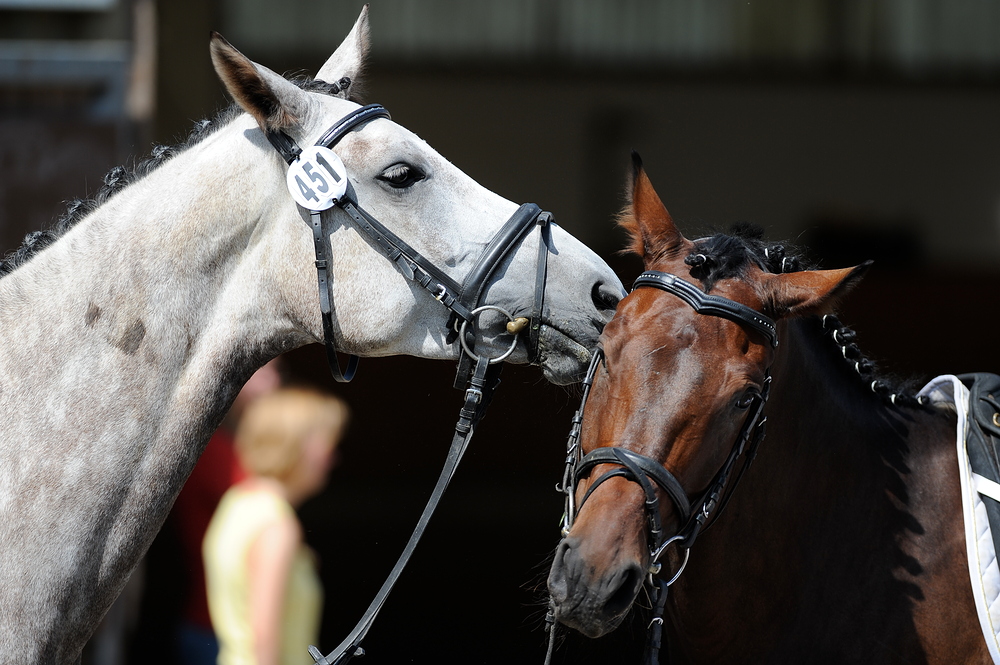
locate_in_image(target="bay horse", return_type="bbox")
[546,153,988,663]
[0,9,623,662]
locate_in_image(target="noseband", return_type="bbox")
[267,99,554,384]
[546,271,775,665]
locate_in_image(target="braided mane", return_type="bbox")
[0,76,350,278]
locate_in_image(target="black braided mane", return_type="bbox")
[0,75,351,278]
[683,222,924,409]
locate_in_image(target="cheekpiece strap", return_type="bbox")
[265,129,302,165]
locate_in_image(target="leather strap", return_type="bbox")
[297,104,392,382]
[316,103,391,150]
[338,182,471,322]
[309,209,358,382]
[451,204,550,386]
[578,447,691,530]
[528,213,552,363]
[275,102,553,384]
[642,579,669,665]
[310,356,502,665]
[265,129,302,165]
[633,271,778,348]
[457,203,543,314]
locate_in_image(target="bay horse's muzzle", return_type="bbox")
[547,533,647,638]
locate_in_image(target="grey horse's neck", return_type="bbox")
[0,121,299,662]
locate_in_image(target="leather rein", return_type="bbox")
[546,271,777,665]
[265,93,556,665]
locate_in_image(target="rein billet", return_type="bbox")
[266,93,557,665]
[545,271,776,665]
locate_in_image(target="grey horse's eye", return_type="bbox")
[377,162,426,189]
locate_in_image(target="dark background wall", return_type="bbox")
[2,1,999,663]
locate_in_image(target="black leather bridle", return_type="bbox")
[265,95,559,665]
[267,100,555,384]
[546,270,776,665]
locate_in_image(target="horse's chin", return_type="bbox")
[536,324,595,385]
[553,605,628,639]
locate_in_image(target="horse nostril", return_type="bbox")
[547,539,574,602]
[603,563,644,617]
[591,281,621,313]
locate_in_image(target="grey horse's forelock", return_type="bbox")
[0,75,345,280]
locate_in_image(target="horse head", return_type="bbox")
[547,152,866,637]
[209,8,623,384]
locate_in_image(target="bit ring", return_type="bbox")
[459,305,520,364]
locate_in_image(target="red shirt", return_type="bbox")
[172,429,247,629]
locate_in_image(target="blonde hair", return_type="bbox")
[235,387,349,480]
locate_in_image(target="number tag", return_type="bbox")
[286,146,349,211]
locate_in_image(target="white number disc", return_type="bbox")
[286,145,349,211]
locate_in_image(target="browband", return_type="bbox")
[316,104,392,150]
[632,271,778,348]
[267,103,392,165]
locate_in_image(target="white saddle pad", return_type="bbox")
[918,375,1000,663]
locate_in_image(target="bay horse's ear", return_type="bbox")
[315,5,371,100]
[210,32,310,133]
[761,262,871,318]
[619,151,687,268]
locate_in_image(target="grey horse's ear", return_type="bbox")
[210,32,310,132]
[315,5,370,99]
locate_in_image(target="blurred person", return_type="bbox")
[203,388,349,665]
[172,358,285,665]
[84,359,285,665]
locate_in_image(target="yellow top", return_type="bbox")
[204,485,323,665]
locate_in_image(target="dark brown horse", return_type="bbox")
[546,153,989,664]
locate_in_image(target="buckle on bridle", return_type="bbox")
[433,284,447,301]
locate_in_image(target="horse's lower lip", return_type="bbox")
[537,321,595,385]
[551,601,629,638]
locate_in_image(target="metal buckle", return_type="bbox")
[465,387,483,404]
[701,498,715,520]
[433,284,447,301]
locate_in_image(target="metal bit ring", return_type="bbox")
[459,305,521,364]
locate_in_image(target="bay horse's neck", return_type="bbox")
[667,317,967,663]
[0,117,305,661]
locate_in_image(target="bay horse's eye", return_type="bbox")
[377,162,426,189]
[736,390,759,410]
